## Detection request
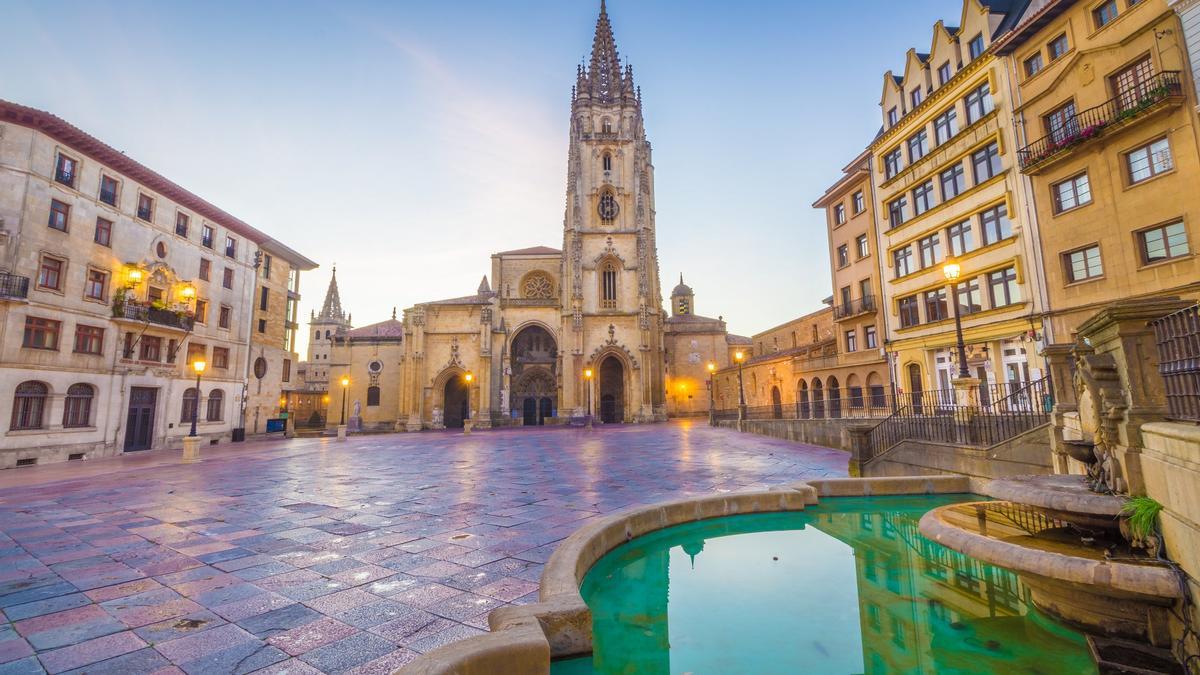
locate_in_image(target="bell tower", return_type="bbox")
[560,0,665,422]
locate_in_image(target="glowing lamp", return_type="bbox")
[192,360,207,375]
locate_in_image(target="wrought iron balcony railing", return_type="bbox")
[114,301,195,331]
[1152,303,1200,423]
[834,295,876,320]
[0,272,31,300]
[1017,71,1183,173]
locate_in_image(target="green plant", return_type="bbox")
[1120,496,1164,540]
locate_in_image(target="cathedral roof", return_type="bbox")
[496,245,561,256]
[347,319,404,341]
[726,334,753,345]
[424,293,493,307]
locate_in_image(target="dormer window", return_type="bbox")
[887,107,899,128]
[968,33,985,60]
[910,88,923,109]
[937,62,952,86]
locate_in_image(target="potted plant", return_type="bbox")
[1119,496,1164,558]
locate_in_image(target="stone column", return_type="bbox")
[1042,343,1078,474]
[952,376,981,446]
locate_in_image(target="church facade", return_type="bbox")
[324,3,735,430]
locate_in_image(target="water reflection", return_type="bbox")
[575,496,1095,675]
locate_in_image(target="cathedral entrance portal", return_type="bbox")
[510,325,558,426]
[599,356,625,424]
[444,378,469,429]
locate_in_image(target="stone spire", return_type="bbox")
[318,265,346,321]
[478,275,492,295]
[587,0,624,104]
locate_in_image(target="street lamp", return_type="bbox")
[943,258,970,379]
[339,375,350,425]
[584,368,594,428]
[706,362,716,426]
[734,350,747,422]
[189,360,206,437]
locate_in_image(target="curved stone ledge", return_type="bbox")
[979,475,1124,518]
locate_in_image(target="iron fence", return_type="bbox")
[0,272,30,300]
[1152,303,1200,423]
[833,295,876,320]
[114,301,195,330]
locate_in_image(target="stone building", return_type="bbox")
[662,277,739,418]
[0,99,314,467]
[329,3,726,429]
[293,269,351,428]
[993,0,1200,343]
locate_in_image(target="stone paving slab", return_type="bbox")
[0,421,846,673]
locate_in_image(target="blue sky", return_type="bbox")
[3,0,961,355]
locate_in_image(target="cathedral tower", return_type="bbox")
[561,1,666,422]
[307,266,352,384]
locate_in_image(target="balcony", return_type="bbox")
[113,300,195,331]
[0,272,30,301]
[1018,71,1184,174]
[834,295,876,320]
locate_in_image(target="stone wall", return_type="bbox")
[863,424,1054,479]
[716,418,863,452]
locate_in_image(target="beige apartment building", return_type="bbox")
[872,0,1050,406]
[995,0,1200,343]
[0,99,314,467]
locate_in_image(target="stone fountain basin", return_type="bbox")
[981,474,1123,531]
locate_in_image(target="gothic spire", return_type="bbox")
[318,265,346,321]
[587,0,624,103]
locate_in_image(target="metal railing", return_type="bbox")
[1017,71,1182,171]
[1152,303,1200,423]
[834,295,876,320]
[0,272,31,300]
[114,301,195,330]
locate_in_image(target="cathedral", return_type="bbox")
[312,2,743,430]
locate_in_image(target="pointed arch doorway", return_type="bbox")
[444,377,469,429]
[598,356,625,424]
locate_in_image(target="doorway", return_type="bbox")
[124,387,157,451]
[444,377,469,429]
[770,386,783,419]
[599,356,624,424]
[907,364,924,411]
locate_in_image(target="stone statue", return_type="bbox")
[1072,341,1127,495]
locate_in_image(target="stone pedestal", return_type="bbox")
[463,419,474,435]
[182,436,202,463]
[952,377,981,445]
[336,424,347,441]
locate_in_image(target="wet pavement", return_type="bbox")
[0,421,847,674]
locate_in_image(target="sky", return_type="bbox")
[3,0,963,357]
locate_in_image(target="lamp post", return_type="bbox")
[706,362,716,426]
[337,375,350,441]
[583,368,594,429]
[734,350,747,423]
[942,259,970,379]
[189,360,206,437]
[462,372,474,434]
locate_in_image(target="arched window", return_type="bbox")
[600,260,618,309]
[181,387,198,423]
[315,330,320,340]
[602,118,613,134]
[797,380,810,419]
[602,153,612,171]
[11,381,48,430]
[63,384,94,428]
[206,389,224,422]
[827,377,842,419]
[367,386,380,407]
[812,379,825,419]
[325,330,331,340]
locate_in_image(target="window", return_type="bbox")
[601,260,618,309]
[856,234,869,259]
[55,154,78,188]
[49,199,70,232]
[1052,173,1092,212]
[225,236,237,258]
[1024,53,1044,78]
[219,305,232,329]
[206,389,224,422]
[212,347,229,369]
[968,33,985,60]
[846,330,858,353]
[1138,221,1190,264]
[99,175,119,206]
[924,289,949,322]
[1094,0,1119,28]
[176,212,190,238]
[979,204,1011,245]
[1126,138,1173,184]
[934,109,958,145]
[887,106,899,127]
[938,62,952,86]
[602,118,613,134]
[84,268,108,301]
[988,267,1020,307]
[262,254,273,279]
[367,386,381,406]
[199,259,211,281]
[1065,245,1104,282]
[888,196,908,228]
[194,300,208,324]
[853,191,865,214]
[964,84,994,124]
[598,191,617,222]
[94,217,112,246]
[1049,34,1069,60]
[201,225,215,249]
[956,279,983,315]
[259,287,269,311]
[181,388,199,423]
[223,267,234,289]
[918,233,943,268]
[939,164,966,201]
[893,246,914,277]
[11,382,49,430]
[74,325,104,355]
[602,153,612,171]
[910,88,923,109]
[899,296,921,327]
[884,149,903,179]
[912,181,935,216]
[63,384,94,428]
[258,319,267,333]
[907,130,929,163]
[137,194,154,221]
[1045,101,1079,144]
[859,278,872,301]
[186,342,206,366]
[865,326,878,349]
[837,244,849,268]
[840,286,852,310]
[947,221,975,256]
[23,317,61,350]
[38,256,65,291]
[971,142,1002,183]
[283,359,291,383]
[1112,56,1154,111]
[140,335,162,362]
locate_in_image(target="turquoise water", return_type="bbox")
[556,495,1096,675]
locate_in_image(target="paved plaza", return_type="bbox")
[0,422,847,674]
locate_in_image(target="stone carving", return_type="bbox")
[1072,340,1128,494]
[606,323,618,345]
[480,307,493,325]
[522,273,554,299]
[412,307,425,327]
[447,337,464,369]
